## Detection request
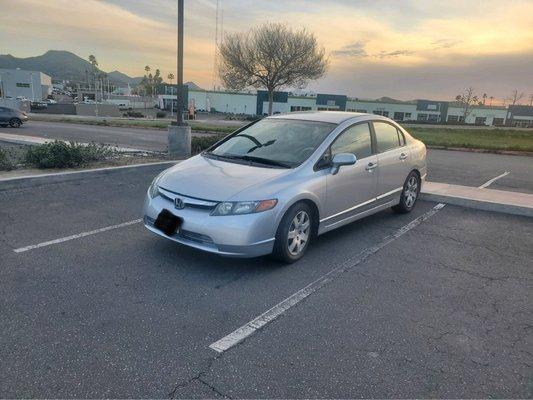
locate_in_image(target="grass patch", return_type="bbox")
[25,141,115,168]
[408,127,533,152]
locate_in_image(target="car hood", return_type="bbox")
[157,155,289,201]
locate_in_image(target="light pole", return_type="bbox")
[167,0,191,157]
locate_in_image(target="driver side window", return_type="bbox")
[331,122,373,159]
[315,122,373,170]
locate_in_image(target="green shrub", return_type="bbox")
[25,141,115,168]
[156,111,167,118]
[0,148,13,170]
[191,135,226,154]
[123,110,145,118]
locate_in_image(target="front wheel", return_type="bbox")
[392,171,420,213]
[9,118,21,128]
[271,202,313,263]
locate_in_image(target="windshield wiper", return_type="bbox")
[231,155,292,168]
[203,152,291,168]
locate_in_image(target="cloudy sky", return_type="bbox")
[1,0,532,102]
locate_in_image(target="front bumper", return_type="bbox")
[143,193,278,258]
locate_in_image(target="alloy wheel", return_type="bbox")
[287,211,310,256]
[404,175,418,208]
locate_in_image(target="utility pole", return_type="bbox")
[167,0,191,157]
[30,72,35,101]
[0,72,4,99]
[176,0,185,125]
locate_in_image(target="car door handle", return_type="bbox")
[365,162,378,171]
[399,153,408,160]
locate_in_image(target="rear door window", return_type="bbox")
[373,121,402,153]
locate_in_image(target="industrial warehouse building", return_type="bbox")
[0,68,52,101]
[158,88,532,127]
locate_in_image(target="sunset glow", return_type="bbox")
[1,0,532,100]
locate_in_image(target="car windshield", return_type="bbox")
[206,118,336,168]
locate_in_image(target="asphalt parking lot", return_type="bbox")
[1,164,531,398]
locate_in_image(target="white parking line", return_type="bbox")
[479,171,510,189]
[13,219,142,253]
[209,203,446,353]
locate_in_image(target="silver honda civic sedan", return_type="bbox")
[143,112,426,263]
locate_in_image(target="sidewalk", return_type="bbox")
[421,181,533,217]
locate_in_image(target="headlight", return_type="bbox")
[211,199,277,216]
[148,172,165,198]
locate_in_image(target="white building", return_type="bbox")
[157,87,533,127]
[0,68,52,101]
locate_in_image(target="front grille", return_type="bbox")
[158,187,218,211]
[177,229,214,245]
[144,216,214,245]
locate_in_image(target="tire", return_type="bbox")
[9,118,21,128]
[271,202,313,263]
[392,171,420,214]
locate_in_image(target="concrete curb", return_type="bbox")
[0,161,180,191]
[421,181,533,217]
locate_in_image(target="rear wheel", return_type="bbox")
[393,171,420,213]
[271,202,313,263]
[9,118,21,128]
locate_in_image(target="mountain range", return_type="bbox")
[0,50,202,90]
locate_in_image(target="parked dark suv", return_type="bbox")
[0,106,28,128]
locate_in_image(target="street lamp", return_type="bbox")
[167,0,191,157]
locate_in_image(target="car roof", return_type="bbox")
[267,111,371,124]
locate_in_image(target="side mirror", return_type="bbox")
[331,153,357,175]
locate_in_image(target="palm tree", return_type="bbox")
[489,96,494,106]
[482,93,487,105]
[88,55,99,92]
[167,73,175,115]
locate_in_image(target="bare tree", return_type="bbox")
[218,22,328,115]
[455,87,478,122]
[506,89,524,107]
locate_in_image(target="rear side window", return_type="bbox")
[374,122,402,153]
[331,123,372,159]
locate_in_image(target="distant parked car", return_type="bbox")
[0,106,28,128]
[30,101,48,110]
[144,111,427,263]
